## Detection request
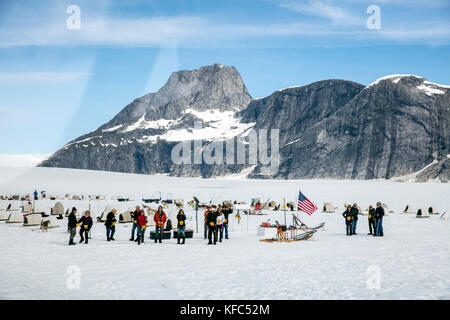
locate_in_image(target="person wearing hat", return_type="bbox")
[342,205,353,236]
[374,202,385,236]
[68,207,78,245]
[176,209,187,244]
[350,203,359,235]
[367,205,376,235]
[153,206,167,243]
[130,206,143,241]
[78,210,93,244]
[105,208,117,241]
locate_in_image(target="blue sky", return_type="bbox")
[0,0,449,154]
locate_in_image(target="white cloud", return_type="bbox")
[0,7,448,48]
[280,0,363,26]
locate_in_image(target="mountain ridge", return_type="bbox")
[39,64,450,182]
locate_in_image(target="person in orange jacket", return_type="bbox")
[137,213,148,245]
[153,206,167,243]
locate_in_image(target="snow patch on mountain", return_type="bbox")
[123,113,175,132]
[366,74,424,88]
[417,83,446,96]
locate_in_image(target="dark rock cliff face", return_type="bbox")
[266,75,449,180]
[40,66,450,182]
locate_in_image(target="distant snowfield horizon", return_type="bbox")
[0,166,448,215]
[0,154,50,167]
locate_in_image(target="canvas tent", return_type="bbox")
[0,211,10,221]
[119,209,133,223]
[6,212,23,223]
[51,202,64,215]
[22,203,33,213]
[402,205,417,214]
[416,208,430,218]
[0,202,6,211]
[23,213,42,226]
[6,202,19,211]
[322,202,337,213]
[41,216,59,228]
[427,206,439,215]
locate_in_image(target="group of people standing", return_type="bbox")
[67,205,188,245]
[342,202,384,237]
[203,205,233,245]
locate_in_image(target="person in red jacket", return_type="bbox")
[137,213,148,245]
[153,206,167,243]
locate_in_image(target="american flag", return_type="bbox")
[297,190,317,215]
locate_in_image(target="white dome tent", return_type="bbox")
[322,202,337,213]
[23,213,42,226]
[416,208,430,218]
[51,202,64,215]
[402,205,417,214]
[6,212,23,223]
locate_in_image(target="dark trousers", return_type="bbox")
[208,225,217,244]
[106,226,115,240]
[368,220,375,235]
[137,226,146,243]
[351,219,358,234]
[217,224,223,242]
[224,223,229,239]
[79,228,89,243]
[204,222,208,239]
[69,227,76,243]
[155,226,163,242]
[346,223,352,235]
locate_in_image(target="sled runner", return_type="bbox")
[260,220,316,243]
[292,214,326,231]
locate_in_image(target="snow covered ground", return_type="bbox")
[0,167,449,300]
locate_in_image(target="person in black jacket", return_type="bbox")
[129,206,143,241]
[374,202,385,236]
[177,209,187,244]
[105,208,117,241]
[367,205,376,235]
[207,207,218,245]
[78,210,93,244]
[222,205,233,240]
[68,207,78,245]
[350,203,359,235]
[342,206,353,236]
